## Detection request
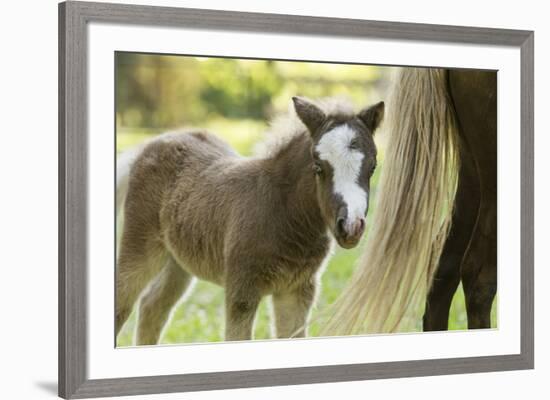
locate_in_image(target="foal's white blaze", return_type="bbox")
[315,124,367,224]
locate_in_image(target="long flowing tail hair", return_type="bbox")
[323,68,460,334]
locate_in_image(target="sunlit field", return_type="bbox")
[116,54,496,346]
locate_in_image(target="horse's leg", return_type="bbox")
[116,217,167,338]
[224,275,261,341]
[272,280,317,338]
[448,69,497,330]
[461,199,497,329]
[136,257,193,345]
[423,145,480,331]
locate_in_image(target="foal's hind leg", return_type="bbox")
[116,238,167,338]
[272,280,317,338]
[423,148,480,331]
[136,258,193,345]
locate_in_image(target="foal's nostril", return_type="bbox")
[336,217,346,236]
[358,218,365,233]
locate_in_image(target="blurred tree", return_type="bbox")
[116,53,205,129]
[115,53,387,134]
[199,58,283,119]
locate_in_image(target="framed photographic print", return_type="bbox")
[59,1,534,398]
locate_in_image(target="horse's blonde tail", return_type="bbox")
[323,68,460,335]
[116,144,144,217]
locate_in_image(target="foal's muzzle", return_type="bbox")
[335,216,365,249]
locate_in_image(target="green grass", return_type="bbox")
[116,124,497,347]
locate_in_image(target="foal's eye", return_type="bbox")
[313,162,323,175]
[349,139,359,150]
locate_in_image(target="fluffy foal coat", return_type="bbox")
[116,97,384,344]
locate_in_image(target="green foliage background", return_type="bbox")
[116,53,496,346]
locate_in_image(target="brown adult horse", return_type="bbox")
[324,68,497,334]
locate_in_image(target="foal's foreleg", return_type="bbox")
[224,280,261,341]
[273,280,317,338]
[136,258,193,345]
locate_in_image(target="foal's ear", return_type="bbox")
[358,101,385,133]
[292,96,326,135]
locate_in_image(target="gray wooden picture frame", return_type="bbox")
[59,1,534,398]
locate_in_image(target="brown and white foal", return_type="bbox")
[116,97,384,344]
